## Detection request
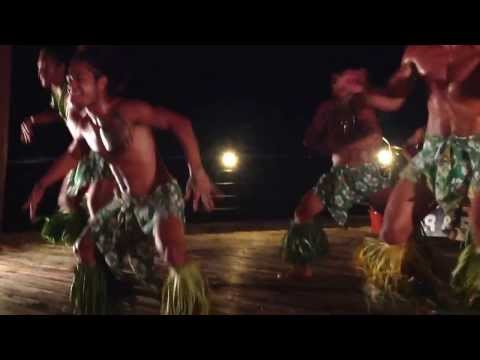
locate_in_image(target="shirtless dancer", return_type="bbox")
[25,46,217,314]
[281,69,397,279]
[21,46,98,213]
[22,46,114,247]
[359,46,480,249]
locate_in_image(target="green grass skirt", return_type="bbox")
[40,209,89,246]
[281,221,329,266]
[160,262,210,315]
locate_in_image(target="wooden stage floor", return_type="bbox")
[0,222,445,315]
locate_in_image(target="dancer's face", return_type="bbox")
[332,76,351,99]
[37,52,63,89]
[67,60,108,108]
[332,69,367,100]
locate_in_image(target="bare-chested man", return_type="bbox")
[21,47,87,212]
[21,47,74,145]
[24,46,217,315]
[359,45,480,249]
[281,69,398,279]
[22,47,114,245]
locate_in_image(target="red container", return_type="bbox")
[369,208,384,235]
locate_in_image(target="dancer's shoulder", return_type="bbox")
[113,98,187,130]
[113,98,154,118]
[395,46,425,79]
[403,46,422,64]
[403,46,438,64]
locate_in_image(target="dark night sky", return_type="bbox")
[8,45,427,160]
[4,45,429,231]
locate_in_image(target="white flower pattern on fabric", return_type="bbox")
[314,162,393,226]
[399,135,480,218]
[77,178,185,286]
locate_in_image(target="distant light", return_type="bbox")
[221,150,239,171]
[377,149,394,167]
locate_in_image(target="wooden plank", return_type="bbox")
[0,226,387,315]
[0,45,11,231]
